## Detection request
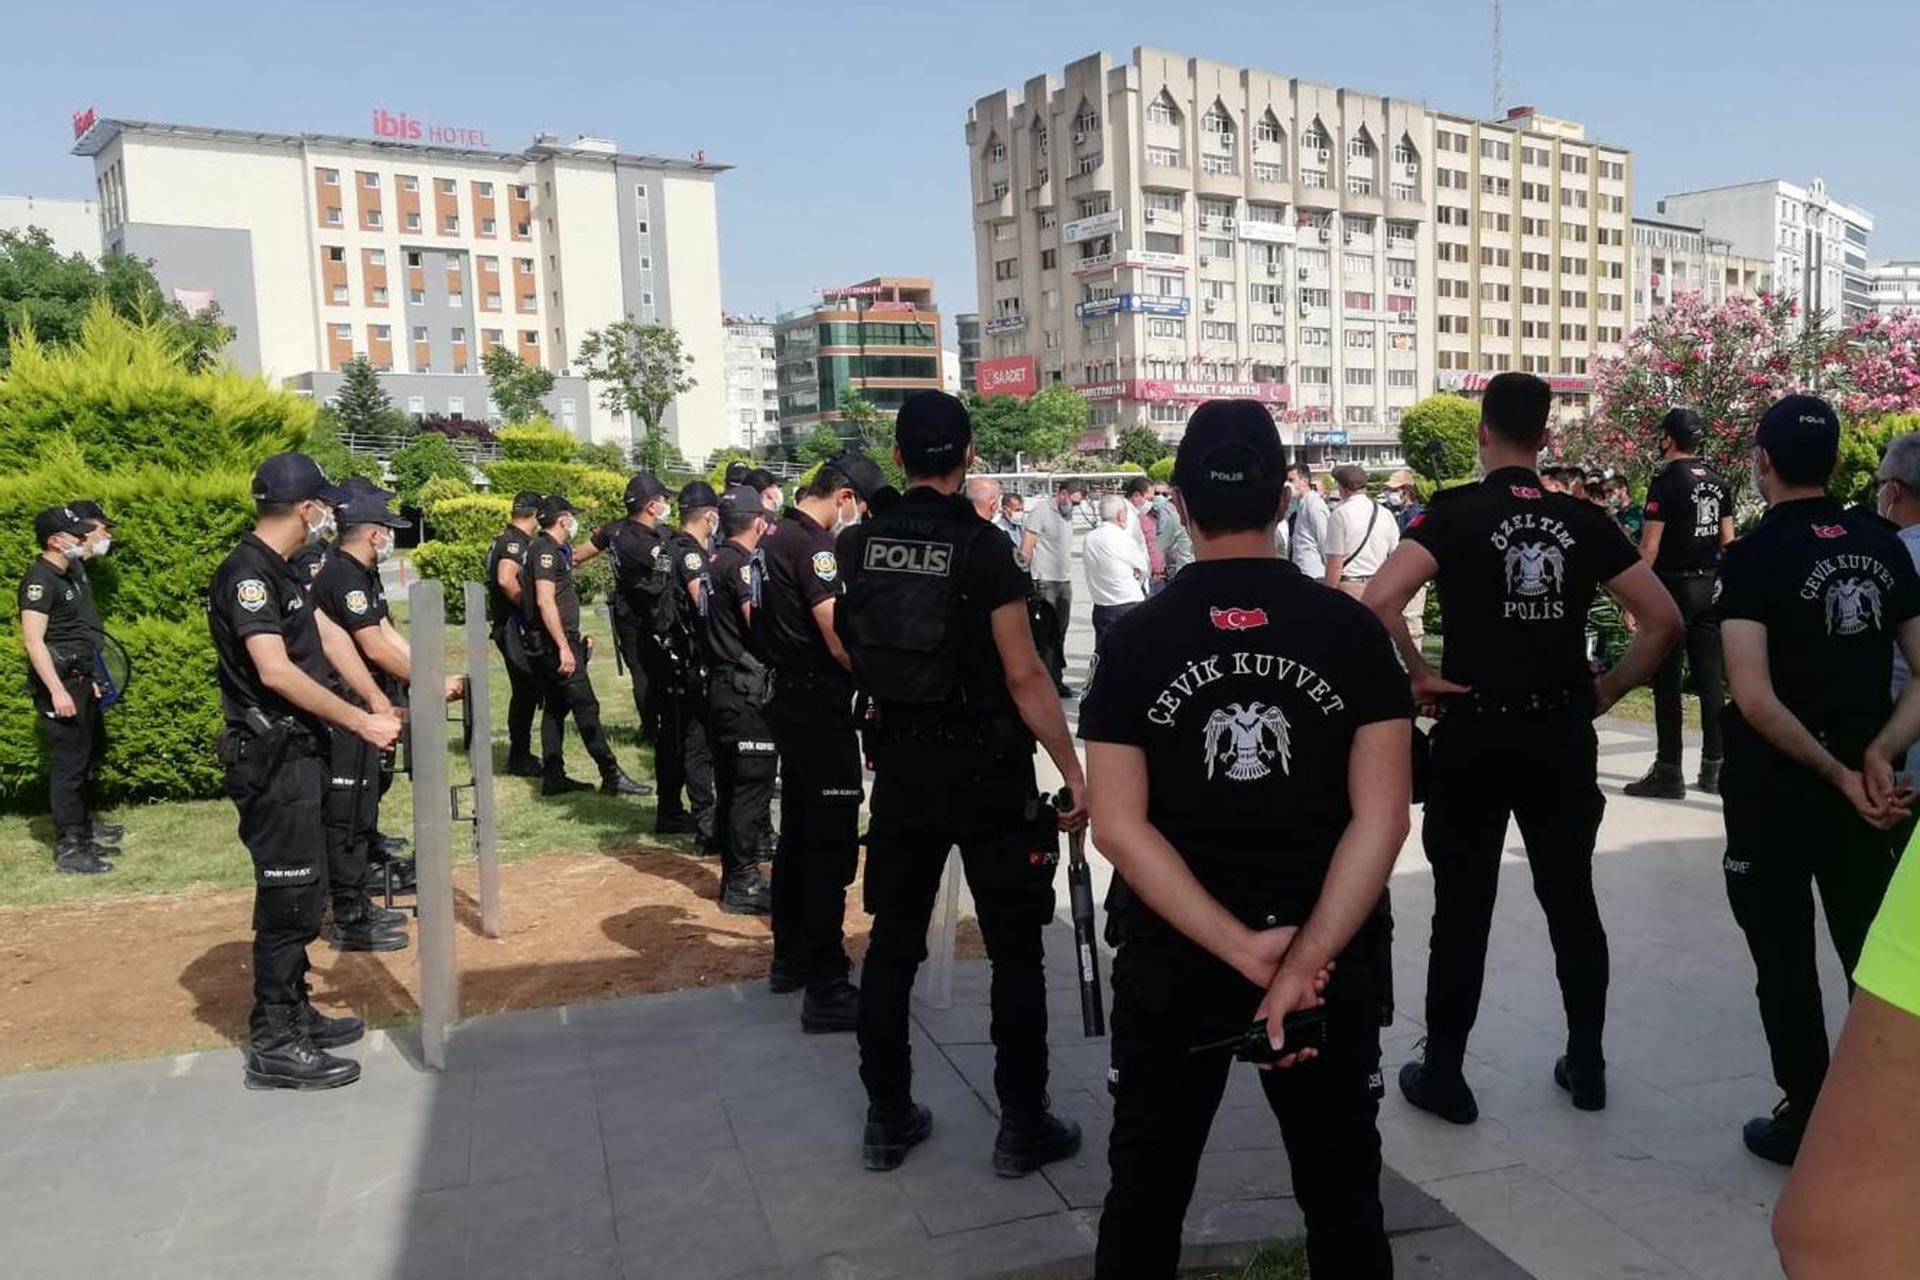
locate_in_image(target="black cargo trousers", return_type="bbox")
[1721,714,1897,1109]
[765,673,863,993]
[1095,916,1391,1280]
[708,662,777,887]
[1420,701,1610,1071]
[857,721,1055,1113]
[610,597,663,746]
[32,655,105,834]
[490,623,540,765]
[1650,571,1726,767]
[536,633,619,780]
[220,723,330,1032]
[322,727,381,921]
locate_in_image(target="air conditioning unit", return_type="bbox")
[1299,300,1312,316]
[1315,148,1330,163]
[1204,299,1218,313]
[1318,229,1331,243]
[1222,218,1236,231]
[1401,162,1417,177]
[1392,276,1415,291]
[1298,267,1311,279]
[1073,131,1087,144]
[1198,255,1211,267]
[1267,263,1280,277]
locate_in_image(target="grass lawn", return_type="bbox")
[1191,1240,1308,1279]
[0,595,673,909]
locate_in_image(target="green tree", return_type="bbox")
[481,345,555,424]
[1114,424,1169,469]
[798,422,845,465]
[389,432,471,505]
[573,439,627,471]
[331,354,414,444]
[966,393,1029,468]
[0,227,233,372]
[1399,394,1482,482]
[836,389,891,455]
[574,319,696,474]
[1022,383,1089,464]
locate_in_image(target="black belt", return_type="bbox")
[1657,567,1717,579]
[1443,686,1590,716]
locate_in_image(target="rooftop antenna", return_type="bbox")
[1492,0,1505,116]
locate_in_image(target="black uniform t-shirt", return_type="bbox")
[208,532,336,732]
[591,518,675,631]
[1716,496,1920,732]
[704,540,763,669]
[668,530,710,625]
[523,530,583,635]
[311,550,388,634]
[1404,466,1639,694]
[756,507,842,678]
[18,556,101,658]
[289,541,327,592]
[485,525,532,626]
[1644,457,1732,574]
[1079,557,1412,920]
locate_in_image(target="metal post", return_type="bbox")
[913,848,962,1011]
[464,582,500,940]
[409,579,457,1069]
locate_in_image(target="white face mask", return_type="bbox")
[63,536,90,560]
[831,495,862,536]
[560,516,579,542]
[89,535,111,558]
[374,534,394,563]
[306,504,337,543]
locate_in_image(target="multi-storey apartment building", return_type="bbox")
[1630,217,1773,323]
[954,312,983,395]
[967,48,1435,464]
[774,277,944,443]
[1869,262,1920,317]
[722,315,779,453]
[73,116,731,459]
[0,195,101,257]
[1659,179,1874,331]
[1427,107,1631,423]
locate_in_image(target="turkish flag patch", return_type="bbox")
[1210,606,1269,631]
[1813,524,1847,539]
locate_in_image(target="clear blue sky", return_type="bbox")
[2,0,1914,327]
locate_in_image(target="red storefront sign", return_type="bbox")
[71,107,97,140]
[1453,373,1593,394]
[1075,379,1290,405]
[976,355,1038,399]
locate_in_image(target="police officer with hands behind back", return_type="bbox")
[1362,371,1682,1123]
[1623,408,1735,800]
[1714,395,1920,1165]
[660,481,720,848]
[836,390,1087,1177]
[755,452,887,1033]
[576,473,675,753]
[522,495,652,799]
[705,485,778,914]
[1082,399,1413,1279]
[487,491,545,777]
[21,506,116,874]
[209,453,403,1091]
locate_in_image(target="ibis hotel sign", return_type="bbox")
[371,109,489,148]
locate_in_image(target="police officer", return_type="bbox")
[20,506,115,874]
[64,499,125,859]
[209,453,402,1089]
[1362,372,1681,1120]
[704,485,777,913]
[487,491,545,777]
[754,453,886,1031]
[522,496,651,798]
[1082,399,1412,1278]
[836,390,1086,1175]
[579,473,684,816]
[308,490,432,952]
[1623,408,1735,799]
[336,475,415,882]
[661,481,720,848]
[1714,394,1920,1164]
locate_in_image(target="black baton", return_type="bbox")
[1059,792,1106,1038]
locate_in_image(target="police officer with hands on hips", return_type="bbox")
[487,491,545,777]
[209,453,404,1090]
[660,481,720,850]
[1623,407,1735,800]
[1081,399,1411,1278]
[1362,371,1682,1122]
[1714,394,1920,1165]
[754,452,887,1032]
[522,495,652,799]
[21,505,118,874]
[835,390,1086,1177]
[704,484,778,913]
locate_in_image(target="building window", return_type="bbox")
[523,330,539,345]
[447,396,465,416]
[325,245,346,262]
[1040,248,1058,270]
[320,168,339,185]
[634,184,648,201]
[1146,145,1182,167]
[512,184,530,200]
[325,207,342,226]
[364,209,383,229]
[636,220,649,234]
[371,324,390,340]
[480,218,496,235]
[438,178,457,194]
[1346,328,1375,349]
[411,326,428,342]
[449,292,464,307]
[399,174,418,192]
[1202,152,1234,177]
[1253,161,1283,182]
[372,287,389,304]
[443,215,460,233]
[485,292,502,309]
[1146,317,1185,339]
[409,288,426,305]
[1146,98,1177,126]
[331,285,348,303]
[405,213,422,231]
[521,294,537,309]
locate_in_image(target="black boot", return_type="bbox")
[767,962,807,995]
[87,819,125,844]
[363,901,410,929]
[1696,758,1723,795]
[1743,1098,1811,1166]
[301,1002,365,1050]
[992,1100,1082,1178]
[53,828,112,875]
[653,812,696,836]
[244,1004,360,1091]
[862,1101,933,1172]
[376,832,410,858]
[1399,1054,1479,1125]
[801,978,860,1035]
[600,766,653,798]
[505,752,542,778]
[1623,761,1686,800]
[542,771,595,796]
[328,910,411,953]
[721,868,772,916]
[1553,1055,1607,1111]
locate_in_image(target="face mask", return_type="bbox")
[64,537,90,560]
[306,504,337,543]
[561,516,579,542]
[90,535,111,558]
[832,496,862,536]
[374,535,394,564]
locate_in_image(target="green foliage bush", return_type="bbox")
[495,423,577,464]
[414,474,474,514]
[481,461,625,526]
[0,304,313,474]
[425,494,511,544]
[389,433,472,504]
[706,450,754,492]
[0,614,223,806]
[1399,395,1482,482]
[573,440,627,472]
[407,540,489,623]
[1146,457,1175,484]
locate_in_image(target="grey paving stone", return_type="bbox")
[610,1148,779,1280]
[1190,1145,1295,1202]
[723,1077,869,1177]
[1380,1167,1460,1235]
[320,1183,472,1278]
[13,1229,170,1280]
[890,1098,1067,1237]
[1391,1224,1538,1279]
[752,1154,929,1266]
[467,1075,604,1186]
[596,1083,733,1162]
[463,1167,617,1280]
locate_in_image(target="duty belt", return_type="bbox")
[1443,687,1590,717]
[1657,567,1717,579]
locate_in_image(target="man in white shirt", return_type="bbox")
[1083,495,1147,650]
[1285,463,1330,580]
[1019,480,1085,696]
[1323,464,1400,599]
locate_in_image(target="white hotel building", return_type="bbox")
[74,117,731,460]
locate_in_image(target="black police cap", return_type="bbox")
[625,472,669,511]
[895,390,972,472]
[69,499,117,529]
[538,494,576,526]
[724,462,752,487]
[824,451,888,503]
[340,475,397,501]
[1755,394,1841,481]
[678,480,719,512]
[252,452,349,506]
[34,505,91,545]
[745,468,780,493]
[511,489,544,514]
[1171,400,1287,496]
[717,484,773,520]
[337,493,412,530]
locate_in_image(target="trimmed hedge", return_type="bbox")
[480,461,625,525]
[409,534,609,625]
[424,493,511,544]
[0,614,223,806]
[495,423,576,464]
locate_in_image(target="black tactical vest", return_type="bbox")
[839,493,997,710]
